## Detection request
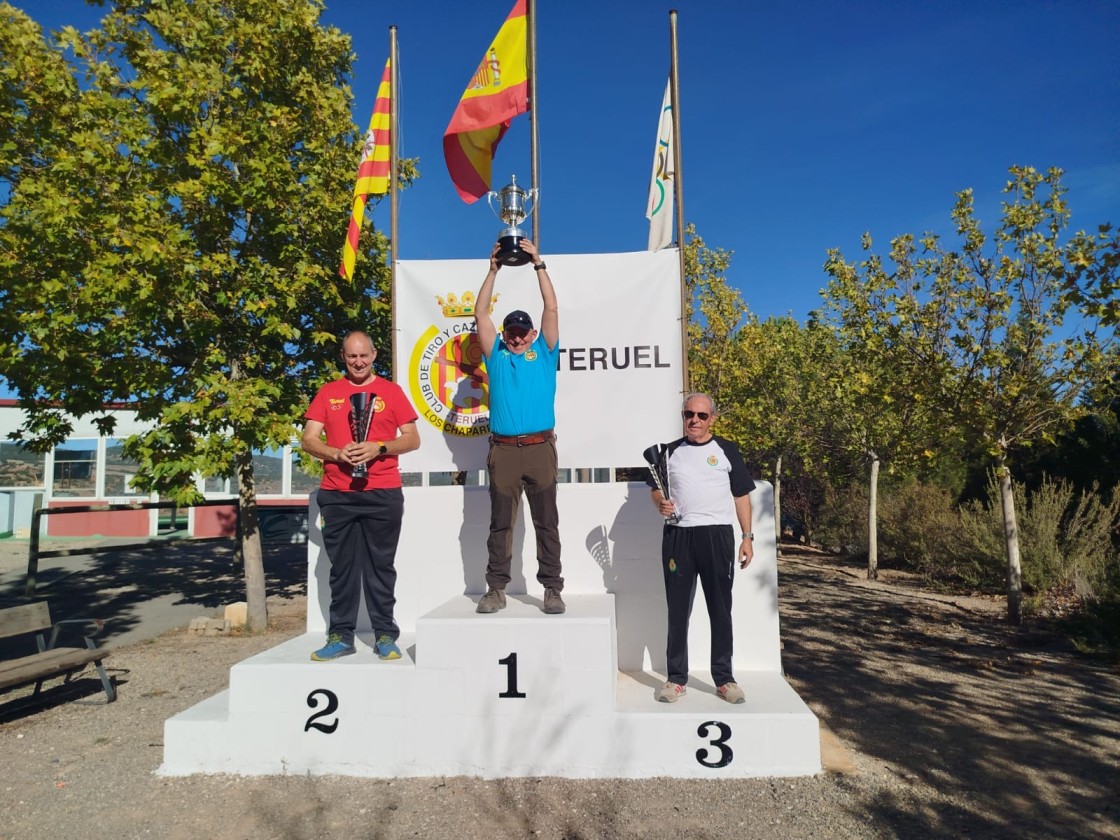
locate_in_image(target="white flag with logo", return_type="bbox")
[646,81,674,251]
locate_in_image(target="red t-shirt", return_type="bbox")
[304,376,418,491]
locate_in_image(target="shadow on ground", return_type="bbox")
[0,537,307,650]
[778,547,1120,839]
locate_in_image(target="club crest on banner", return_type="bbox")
[408,292,498,437]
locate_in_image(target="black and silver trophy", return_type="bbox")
[487,174,536,267]
[643,443,680,525]
[348,392,376,478]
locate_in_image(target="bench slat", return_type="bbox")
[0,647,109,691]
[0,603,52,640]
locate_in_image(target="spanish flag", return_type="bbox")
[443,0,528,204]
[340,59,392,281]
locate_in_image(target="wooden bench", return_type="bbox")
[0,602,116,704]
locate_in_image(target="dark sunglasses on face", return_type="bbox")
[682,410,710,421]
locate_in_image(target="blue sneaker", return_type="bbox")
[375,634,402,661]
[310,633,355,662]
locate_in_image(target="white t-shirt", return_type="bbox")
[661,435,755,527]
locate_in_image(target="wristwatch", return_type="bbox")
[533,261,547,271]
[376,442,388,456]
[742,532,754,540]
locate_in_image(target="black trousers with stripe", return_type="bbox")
[319,488,404,645]
[661,523,736,686]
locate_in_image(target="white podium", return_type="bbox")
[161,482,820,778]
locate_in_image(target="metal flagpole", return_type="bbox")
[389,25,400,380]
[669,10,687,392]
[528,0,541,245]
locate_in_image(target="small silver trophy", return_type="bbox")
[643,444,680,525]
[349,392,375,478]
[487,174,536,267]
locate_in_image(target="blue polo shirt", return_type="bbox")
[484,334,559,435]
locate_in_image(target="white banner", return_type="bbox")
[396,250,683,471]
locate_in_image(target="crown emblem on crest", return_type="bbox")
[436,291,499,318]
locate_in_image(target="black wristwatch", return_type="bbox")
[376,441,388,456]
[533,261,547,271]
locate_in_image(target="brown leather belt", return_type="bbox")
[490,429,554,446]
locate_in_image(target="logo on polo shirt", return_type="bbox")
[707,455,719,467]
[524,349,538,361]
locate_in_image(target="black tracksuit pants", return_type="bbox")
[661,523,736,686]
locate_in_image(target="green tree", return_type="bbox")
[0,0,406,629]
[682,222,742,401]
[818,233,948,578]
[848,167,1113,622]
[728,315,838,550]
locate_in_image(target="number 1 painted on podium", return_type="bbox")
[498,652,527,698]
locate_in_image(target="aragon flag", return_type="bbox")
[443,0,528,204]
[340,58,392,281]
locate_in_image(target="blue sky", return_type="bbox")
[16,0,1120,325]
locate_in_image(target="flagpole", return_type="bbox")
[389,25,400,380]
[669,9,687,393]
[528,0,540,245]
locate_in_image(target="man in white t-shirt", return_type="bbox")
[646,392,755,704]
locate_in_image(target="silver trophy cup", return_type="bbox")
[487,174,536,267]
[643,443,680,525]
[349,392,375,478]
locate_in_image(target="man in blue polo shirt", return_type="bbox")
[473,238,564,615]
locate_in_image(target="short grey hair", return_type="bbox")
[682,392,717,415]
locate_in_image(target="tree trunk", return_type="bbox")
[997,457,1024,625]
[774,454,782,557]
[867,453,879,580]
[236,448,269,631]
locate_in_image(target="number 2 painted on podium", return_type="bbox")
[498,652,527,698]
[305,688,340,733]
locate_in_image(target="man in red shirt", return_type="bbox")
[301,331,420,661]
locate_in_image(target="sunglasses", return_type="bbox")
[682,410,711,421]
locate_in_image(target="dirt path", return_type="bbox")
[0,544,1117,839]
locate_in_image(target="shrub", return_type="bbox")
[958,474,1120,598]
[878,481,987,585]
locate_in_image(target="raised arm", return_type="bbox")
[520,239,558,351]
[475,244,501,357]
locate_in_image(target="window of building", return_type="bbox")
[104,438,145,497]
[291,450,320,496]
[0,442,45,488]
[52,439,98,497]
[252,448,285,496]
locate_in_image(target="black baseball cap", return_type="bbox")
[502,310,534,331]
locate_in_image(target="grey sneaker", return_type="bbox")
[656,681,686,703]
[717,682,745,704]
[542,587,566,614]
[476,588,507,613]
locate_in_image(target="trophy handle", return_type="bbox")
[487,190,502,221]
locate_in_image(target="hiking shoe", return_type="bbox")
[718,682,745,704]
[374,634,402,661]
[310,633,355,662]
[656,681,686,703]
[542,587,566,614]
[476,588,507,613]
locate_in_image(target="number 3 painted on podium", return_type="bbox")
[696,720,733,767]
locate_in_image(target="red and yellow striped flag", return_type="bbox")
[443,0,528,204]
[340,59,392,281]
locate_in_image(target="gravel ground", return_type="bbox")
[1,541,1118,840]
